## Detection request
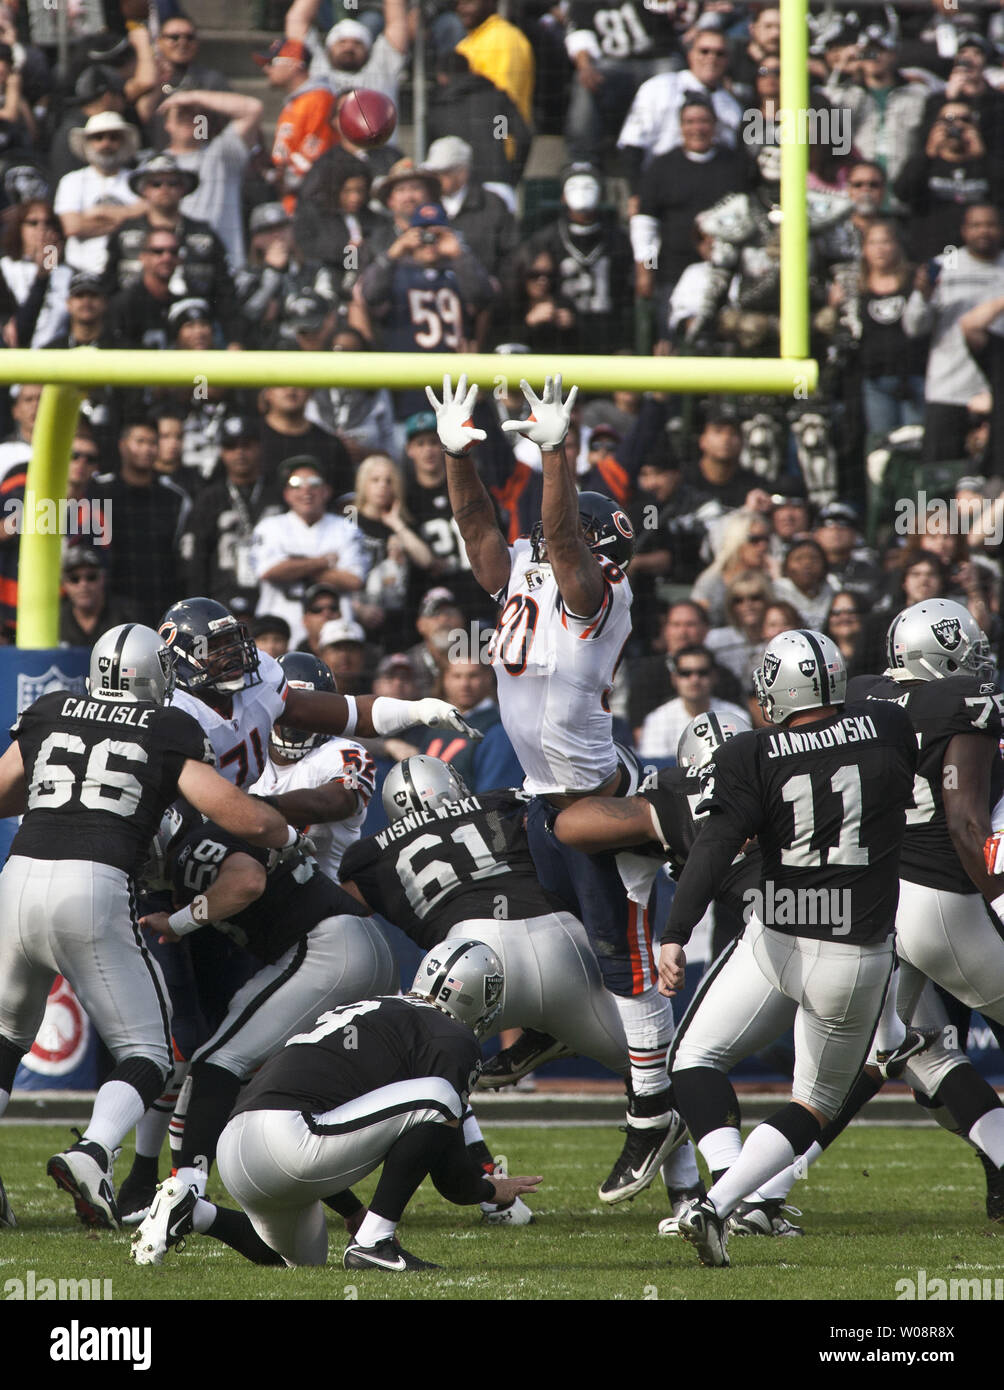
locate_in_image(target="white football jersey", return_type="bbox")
[169,650,288,788]
[250,736,376,878]
[490,538,632,796]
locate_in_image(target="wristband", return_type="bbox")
[167,907,201,937]
[444,447,471,459]
[341,694,358,738]
[283,825,298,849]
[371,695,413,737]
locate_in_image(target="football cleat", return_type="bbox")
[117,1168,158,1226]
[130,1178,197,1266]
[678,1196,730,1267]
[477,1030,575,1088]
[874,1027,940,1082]
[598,1109,688,1205]
[657,1182,707,1236]
[978,1150,1004,1221]
[343,1238,440,1272]
[727,1199,804,1237]
[47,1137,120,1230]
[0,1173,16,1229]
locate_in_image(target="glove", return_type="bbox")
[985,831,1004,875]
[410,697,484,741]
[268,828,317,874]
[500,376,578,450]
[425,373,486,457]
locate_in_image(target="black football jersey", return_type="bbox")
[640,765,760,913]
[567,0,681,59]
[10,691,213,875]
[168,820,363,964]
[339,791,563,948]
[847,673,1004,895]
[692,702,917,944]
[232,994,482,1118]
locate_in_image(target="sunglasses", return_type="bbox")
[747,534,771,544]
[71,450,99,462]
[526,270,554,280]
[829,607,858,616]
[676,666,712,677]
[23,217,57,227]
[89,133,123,143]
[307,602,339,614]
[732,594,765,603]
[849,179,883,188]
[145,246,180,256]
[162,30,196,40]
[287,476,325,489]
[695,46,727,57]
[144,178,185,189]
[65,571,101,583]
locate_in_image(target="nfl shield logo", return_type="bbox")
[17,665,85,713]
[932,617,962,651]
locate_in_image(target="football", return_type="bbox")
[336,88,398,148]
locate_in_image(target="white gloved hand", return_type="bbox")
[425,373,487,457]
[410,697,484,741]
[500,376,578,450]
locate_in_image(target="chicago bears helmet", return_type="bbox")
[410,939,505,1039]
[271,652,335,760]
[158,597,260,696]
[886,599,994,682]
[530,491,635,567]
[89,623,176,704]
[382,754,469,821]
[677,709,752,769]
[753,629,846,725]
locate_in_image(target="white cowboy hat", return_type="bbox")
[69,110,141,163]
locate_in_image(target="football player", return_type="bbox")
[0,624,294,1230]
[426,373,682,1205]
[131,944,542,1272]
[660,630,917,1267]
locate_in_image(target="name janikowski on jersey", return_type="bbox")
[744,882,853,934]
[50,1320,151,1372]
[764,715,879,760]
[374,797,484,847]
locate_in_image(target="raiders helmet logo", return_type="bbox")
[762,652,781,687]
[484,973,504,1007]
[932,617,962,651]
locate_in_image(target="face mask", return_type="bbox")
[563,174,601,212]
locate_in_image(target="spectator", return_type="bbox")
[920,34,1004,158]
[821,31,926,190]
[350,451,434,634]
[628,598,744,735]
[455,0,535,130]
[811,500,884,608]
[45,270,110,347]
[903,203,1004,462]
[151,402,202,493]
[0,382,42,629]
[359,159,441,272]
[47,65,127,185]
[761,597,804,643]
[286,0,410,105]
[0,198,70,347]
[692,508,775,625]
[405,586,466,697]
[372,650,418,700]
[107,225,180,349]
[53,111,144,276]
[617,26,743,204]
[682,404,765,511]
[772,535,839,629]
[426,50,532,210]
[138,11,229,128]
[292,152,385,292]
[418,659,523,791]
[496,246,577,355]
[260,384,353,494]
[523,166,633,353]
[238,201,322,348]
[296,582,341,657]
[959,283,1004,468]
[251,613,291,659]
[824,589,867,675]
[178,412,283,614]
[87,417,190,625]
[305,324,398,464]
[636,642,749,760]
[253,38,334,213]
[160,88,263,270]
[318,615,371,694]
[729,5,781,101]
[706,570,773,688]
[250,455,369,645]
[418,137,516,279]
[59,547,138,648]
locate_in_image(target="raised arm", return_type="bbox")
[426,374,511,596]
[285,0,322,41]
[502,376,603,618]
[160,89,263,144]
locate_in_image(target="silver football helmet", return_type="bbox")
[677,710,752,769]
[753,629,846,725]
[886,599,994,682]
[410,939,505,1039]
[88,623,176,704]
[382,755,469,821]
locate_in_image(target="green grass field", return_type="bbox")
[0,1122,1000,1303]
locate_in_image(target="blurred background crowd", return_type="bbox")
[0,0,1002,803]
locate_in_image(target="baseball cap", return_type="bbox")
[284,289,332,332]
[303,582,342,607]
[280,455,327,488]
[319,617,366,647]
[325,18,373,50]
[421,136,473,172]
[253,38,310,68]
[74,65,125,103]
[956,475,988,493]
[249,201,291,234]
[375,652,416,678]
[404,410,438,440]
[816,501,859,528]
[703,400,741,427]
[62,547,103,576]
[410,201,449,228]
[589,424,621,446]
[168,297,212,330]
[957,33,993,58]
[419,586,459,618]
[220,414,260,445]
[251,613,292,641]
[68,271,106,297]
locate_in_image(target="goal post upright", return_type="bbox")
[779,0,810,360]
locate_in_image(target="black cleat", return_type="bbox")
[0,1173,16,1229]
[477,1030,575,1089]
[343,1238,440,1272]
[598,1109,688,1204]
[874,1027,940,1081]
[978,1150,1004,1221]
[118,1167,159,1226]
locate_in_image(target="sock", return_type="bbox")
[134,1059,189,1161]
[708,1105,821,1220]
[203,1202,285,1265]
[84,1080,149,1153]
[627,1082,675,1125]
[673,1065,741,1143]
[174,1163,208,1197]
[935,1065,1004,1139]
[613,986,674,1096]
[871,974,907,1055]
[697,1125,743,1177]
[462,1107,485,1147]
[124,1153,159,1187]
[0,1035,23,1106]
[749,1139,823,1202]
[170,1070,192,1163]
[661,1140,700,1191]
[354,1212,397,1247]
[970,1110,1004,1168]
[175,1061,242,1180]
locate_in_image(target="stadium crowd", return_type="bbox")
[0,0,1002,789]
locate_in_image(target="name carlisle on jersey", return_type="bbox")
[763,713,880,759]
[56,697,154,728]
[490,537,632,796]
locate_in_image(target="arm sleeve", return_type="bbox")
[661,813,749,945]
